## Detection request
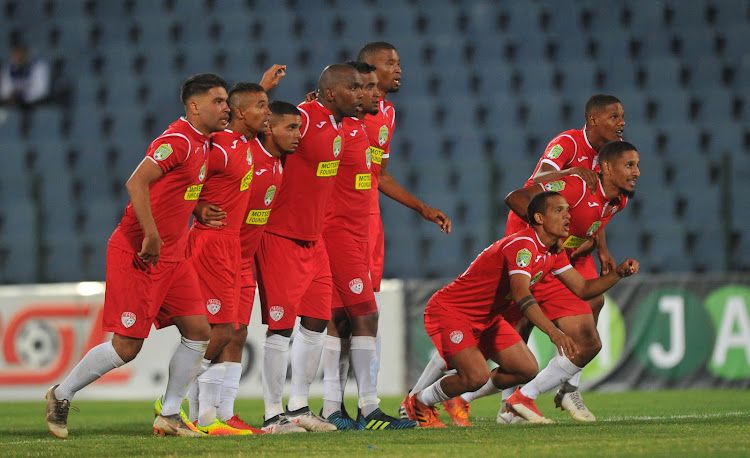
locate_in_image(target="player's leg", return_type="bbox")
[400,351,447,420]
[496,309,534,422]
[322,307,356,429]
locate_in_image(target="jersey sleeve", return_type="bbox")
[551,250,573,275]
[502,238,537,278]
[146,135,190,173]
[539,134,578,171]
[298,106,310,139]
[548,174,586,208]
[207,143,228,178]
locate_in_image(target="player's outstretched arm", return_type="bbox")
[595,227,616,275]
[557,258,639,300]
[259,64,287,92]
[504,185,543,221]
[533,163,598,193]
[192,202,227,227]
[510,274,577,357]
[378,157,451,233]
[126,158,165,266]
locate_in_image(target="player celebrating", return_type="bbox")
[45,74,229,438]
[406,191,639,427]
[254,64,363,433]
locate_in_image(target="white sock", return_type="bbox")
[287,326,324,412]
[218,362,243,421]
[189,358,211,423]
[520,354,581,400]
[374,291,381,377]
[460,377,500,404]
[262,333,290,420]
[351,335,379,416]
[339,338,350,399]
[55,341,125,401]
[416,375,451,406]
[197,363,226,427]
[567,369,582,388]
[161,337,208,416]
[411,352,447,393]
[501,386,516,402]
[322,336,343,417]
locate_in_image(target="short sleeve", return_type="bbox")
[297,106,310,139]
[551,250,573,275]
[502,238,536,278]
[540,134,577,171]
[543,174,586,208]
[146,135,190,173]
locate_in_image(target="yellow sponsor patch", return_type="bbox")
[240,167,253,191]
[245,209,271,225]
[370,146,384,165]
[355,173,371,190]
[184,184,203,201]
[316,160,340,177]
[562,235,589,249]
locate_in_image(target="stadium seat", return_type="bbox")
[709,0,750,28]
[643,223,691,273]
[42,235,85,282]
[694,86,736,123]
[647,88,691,124]
[638,56,683,93]
[689,226,726,272]
[718,23,750,61]
[672,28,719,63]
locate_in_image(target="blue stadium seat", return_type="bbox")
[28,107,64,141]
[695,87,734,123]
[0,201,38,284]
[516,61,555,93]
[643,223,691,273]
[719,23,750,61]
[558,60,600,94]
[640,56,682,92]
[599,58,639,91]
[621,0,665,32]
[647,88,691,124]
[710,0,750,28]
[663,0,706,30]
[684,55,726,91]
[706,120,744,155]
[689,227,726,272]
[42,236,85,282]
[467,1,502,35]
[673,28,718,63]
[660,122,706,160]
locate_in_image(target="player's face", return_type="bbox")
[194,86,230,133]
[590,103,625,142]
[606,150,640,197]
[269,114,302,155]
[368,49,401,94]
[540,195,571,239]
[240,91,271,135]
[333,71,364,118]
[361,72,381,115]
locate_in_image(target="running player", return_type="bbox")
[406,191,639,427]
[45,73,229,438]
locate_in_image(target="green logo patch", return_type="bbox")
[378,125,388,146]
[543,180,565,192]
[547,144,563,159]
[333,135,342,157]
[153,144,173,161]
[515,248,532,268]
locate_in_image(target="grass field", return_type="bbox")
[4,390,750,456]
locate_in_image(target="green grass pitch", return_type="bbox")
[4,390,749,456]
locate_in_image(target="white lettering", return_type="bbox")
[711,295,750,366]
[648,295,685,369]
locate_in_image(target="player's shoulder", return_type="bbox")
[500,228,539,252]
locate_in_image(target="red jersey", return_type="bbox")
[109,117,208,262]
[430,227,572,325]
[191,129,255,236]
[523,127,599,188]
[240,137,283,262]
[323,117,371,241]
[363,98,395,215]
[264,101,343,241]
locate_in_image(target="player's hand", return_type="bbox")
[549,329,578,357]
[259,64,287,92]
[138,233,163,267]
[304,90,318,103]
[420,206,451,234]
[570,238,596,261]
[598,251,616,276]
[194,202,227,227]
[615,258,639,278]
[570,167,599,193]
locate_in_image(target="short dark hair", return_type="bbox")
[227,82,265,110]
[269,100,301,117]
[599,140,637,165]
[527,191,562,226]
[357,41,396,62]
[180,73,226,104]
[584,94,622,118]
[345,61,376,74]
[318,63,357,92]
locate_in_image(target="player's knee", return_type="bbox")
[518,359,539,384]
[232,326,248,346]
[211,324,234,349]
[112,338,143,363]
[463,366,490,392]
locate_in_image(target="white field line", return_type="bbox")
[476,411,750,423]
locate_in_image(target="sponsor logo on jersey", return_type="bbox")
[245,209,271,225]
[269,305,284,322]
[246,148,253,165]
[378,125,388,146]
[240,165,254,191]
[333,135,342,157]
[121,312,136,328]
[449,330,464,344]
[586,220,602,237]
[199,163,206,182]
[355,173,372,190]
[547,144,563,159]
[563,235,588,249]
[530,271,543,286]
[349,129,358,137]
[153,144,173,161]
[543,180,565,192]
[264,185,277,206]
[365,147,372,169]
[206,299,221,315]
[256,168,267,176]
[611,206,618,215]
[370,146,384,165]
[349,278,364,294]
[516,248,532,268]
[577,156,589,162]
[184,184,203,200]
[588,202,600,207]
[316,121,327,128]
[316,160,340,177]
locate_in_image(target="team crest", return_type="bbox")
[269,305,284,322]
[206,299,221,315]
[378,125,388,146]
[246,148,253,165]
[547,144,563,159]
[530,271,543,286]
[153,144,173,161]
[449,330,464,344]
[586,221,602,237]
[365,147,372,169]
[516,248,532,268]
[610,206,618,215]
[121,312,136,328]
[264,185,277,206]
[199,162,206,181]
[333,135,342,157]
[543,180,565,192]
[349,278,364,294]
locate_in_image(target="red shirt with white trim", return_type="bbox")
[363,98,395,214]
[264,101,343,241]
[523,127,599,188]
[109,117,209,262]
[430,227,572,324]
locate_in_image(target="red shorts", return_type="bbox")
[424,300,521,366]
[237,261,256,326]
[254,232,332,330]
[532,254,598,321]
[102,245,203,339]
[368,213,384,292]
[326,235,377,319]
[187,229,241,325]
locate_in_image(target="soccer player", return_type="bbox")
[254,64,363,433]
[45,73,229,438]
[500,140,640,423]
[182,82,270,436]
[320,61,416,430]
[405,191,639,427]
